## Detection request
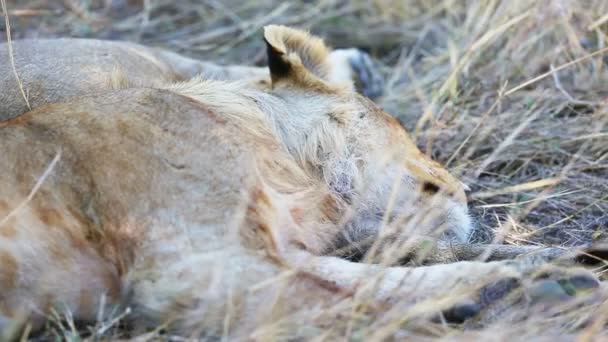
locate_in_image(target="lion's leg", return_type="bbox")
[418,241,607,266]
[290,251,518,301]
[416,241,571,264]
[290,251,599,324]
[126,248,340,337]
[384,236,574,264]
[126,243,599,336]
[0,128,123,332]
[122,181,349,337]
[0,199,121,332]
[123,180,599,336]
[341,234,582,265]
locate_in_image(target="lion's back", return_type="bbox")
[0,39,188,121]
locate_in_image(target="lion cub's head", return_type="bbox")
[263,25,472,254]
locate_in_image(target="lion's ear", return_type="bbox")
[263,25,334,91]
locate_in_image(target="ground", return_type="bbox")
[1,0,607,340]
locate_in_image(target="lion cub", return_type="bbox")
[0,26,597,337]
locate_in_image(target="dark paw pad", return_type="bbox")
[568,274,600,288]
[440,300,481,323]
[558,274,600,295]
[440,277,522,323]
[529,272,599,304]
[479,277,522,306]
[529,280,571,303]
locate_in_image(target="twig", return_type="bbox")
[3,9,63,16]
[473,105,541,178]
[588,13,608,30]
[96,307,132,335]
[445,82,507,167]
[471,177,562,200]
[550,63,575,101]
[136,0,151,42]
[505,46,608,96]
[1,0,31,110]
[0,151,61,228]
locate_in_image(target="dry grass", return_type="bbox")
[2,0,608,340]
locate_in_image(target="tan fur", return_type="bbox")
[0,26,597,336]
[0,34,364,122]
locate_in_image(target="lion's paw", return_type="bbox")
[441,263,599,323]
[331,49,385,99]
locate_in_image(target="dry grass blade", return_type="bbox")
[0,151,61,227]
[413,11,531,137]
[476,190,583,209]
[1,0,30,110]
[474,106,541,177]
[5,9,62,16]
[472,177,562,200]
[505,46,608,96]
[588,13,608,30]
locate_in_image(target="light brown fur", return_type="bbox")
[0,26,599,337]
[0,29,371,122]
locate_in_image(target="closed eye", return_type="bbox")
[422,181,440,194]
